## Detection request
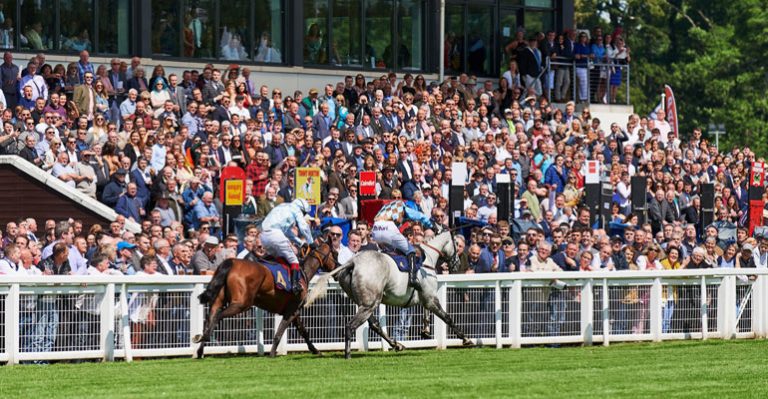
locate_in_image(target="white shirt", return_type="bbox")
[337,244,355,264]
[0,258,18,274]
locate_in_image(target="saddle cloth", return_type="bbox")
[380,248,424,273]
[260,257,294,292]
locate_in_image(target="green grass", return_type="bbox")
[1,340,767,398]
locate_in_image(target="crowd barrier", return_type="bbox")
[0,269,766,364]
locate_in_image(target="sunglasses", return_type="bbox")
[329,233,342,238]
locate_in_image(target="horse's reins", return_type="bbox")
[420,234,458,271]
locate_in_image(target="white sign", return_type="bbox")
[585,160,600,184]
[452,162,468,186]
[496,173,511,184]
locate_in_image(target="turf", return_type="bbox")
[1,340,766,398]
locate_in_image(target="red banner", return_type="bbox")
[219,166,246,204]
[664,85,678,137]
[749,200,764,236]
[359,171,377,196]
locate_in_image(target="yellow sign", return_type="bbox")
[296,167,321,205]
[224,179,244,206]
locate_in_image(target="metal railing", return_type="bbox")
[545,58,631,106]
[0,269,766,364]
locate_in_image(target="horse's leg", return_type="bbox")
[420,310,432,339]
[422,296,474,346]
[345,305,375,359]
[193,292,228,359]
[269,312,299,358]
[293,314,320,355]
[367,315,404,352]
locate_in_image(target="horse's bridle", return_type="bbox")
[420,234,458,271]
[303,241,338,271]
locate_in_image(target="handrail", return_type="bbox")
[542,59,631,105]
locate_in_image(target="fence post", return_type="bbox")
[118,283,133,362]
[356,304,369,352]
[581,279,594,346]
[602,279,609,347]
[495,280,502,349]
[700,276,708,340]
[625,64,631,105]
[101,283,116,362]
[6,284,19,365]
[255,308,264,355]
[717,276,735,339]
[435,281,447,350]
[378,304,389,351]
[650,278,662,342]
[509,280,521,349]
[190,284,206,358]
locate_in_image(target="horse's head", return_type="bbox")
[427,230,459,271]
[305,237,338,272]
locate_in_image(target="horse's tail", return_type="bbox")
[305,259,354,307]
[198,258,236,305]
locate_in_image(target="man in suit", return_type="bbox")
[665,190,680,223]
[211,96,232,123]
[338,183,358,220]
[202,69,225,105]
[108,58,127,104]
[648,189,665,235]
[283,102,301,132]
[168,73,186,117]
[680,195,701,226]
[517,37,542,96]
[278,172,295,202]
[18,134,41,166]
[255,185,283,219]
[312,102,332,141]
[73,72,96,121]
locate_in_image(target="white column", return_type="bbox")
[509,280,522,349]
[101,283,116,361]
[6,284,19,365]
[275,314,287,355]
[190,284,206,358]
[378,303,389,351]
[650,278,662,342]
[495,280,502,349]
[580,280,594,346]
[255,308,265,356]
[602,279,610,347]
[700,276,708,340]
[435,282,448,350]
[119,284,132,362]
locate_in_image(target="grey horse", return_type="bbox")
[306,230,473,359]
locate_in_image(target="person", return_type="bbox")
[260,198,314,294]
[33,242,70,360]
[372,199,433,290]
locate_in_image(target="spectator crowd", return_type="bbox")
[0,26,765,351]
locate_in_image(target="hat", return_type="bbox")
[504,108,513,114]
[114,168,128,175]
[521,209,533,217]
[611,235,624,243]
[524,96,537,103]
[309,88,319,95]
[482,225,496,234]
[421,183,431,190]
[383,166,394,173]
[204,236,220,246]
[467,78,477,85]
[502,237,514,245]
[742,243,754,252]
[229,64,240,70]
[117,241,136,251]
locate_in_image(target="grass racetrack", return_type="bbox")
[1,340,766,398]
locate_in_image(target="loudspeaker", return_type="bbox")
[700,183,715,230]
[600,182,614,228]
[449,185,464,227]
[631,176,647,225]
[496,181,511,223]
[584,183,601,227]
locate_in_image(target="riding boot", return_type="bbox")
[291,268,302,295]
[407,253,421,291]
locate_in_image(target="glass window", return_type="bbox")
[254,0,283,63]
[0,1,18,50]
[20,0,54,51]
[525,0,553,7]
[396,0,423,70]
[304,0,328,65]
[59,0,94,52]
[97,0,131,55]
[183,0,215,58]
[152,0,181,56]
[466,5,492,76]
[220,0,251,61]
[525,10,554,35]
[364,0,392,69]
[331,0,361,67]
[444,4,464,74]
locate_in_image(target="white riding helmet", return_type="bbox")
[293,198,311,214]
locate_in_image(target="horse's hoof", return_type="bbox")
[313,351,323,357]
[268,352,277,358]
[192,334,203,343]
[344,352,352,360]
[462,339,475,347]
[394,343,406,352]
[420,331,433,340]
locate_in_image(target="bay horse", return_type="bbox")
[194,239,338,358]
[305,230,473,359]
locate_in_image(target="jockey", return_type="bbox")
[261,198,313,294]
[372,199,432,290]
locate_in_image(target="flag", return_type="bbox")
[664,85,679,137]
[649,96,664,120]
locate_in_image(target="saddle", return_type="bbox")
[380,246,425,273]
[258,256,305,293]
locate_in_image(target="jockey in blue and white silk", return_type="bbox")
[261,198,313,294]
[372,200,432,290]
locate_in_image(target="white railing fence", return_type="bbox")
[1,269,767,364]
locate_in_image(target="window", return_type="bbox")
[331,0,362,67]
[0,1,18,49]
[304,0,328,65]
[253,0,283,63]
[20,0,55,51]
[524,10,554,35]
[466,5,492,76]
[59,0,94,52]
[364,0,392,69]
[96,0,131,55]
[219,0,251,61]
[183,0,215,58]
[396,0,423,70]
[444,4,465,74]
[525,0,553,7]
[152,0,180,56]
